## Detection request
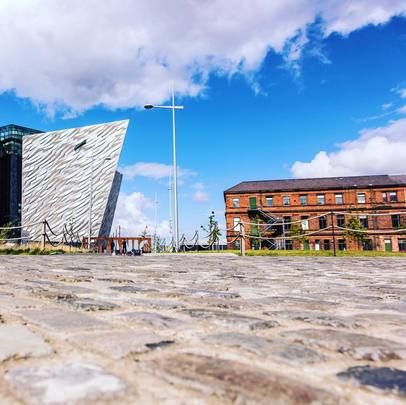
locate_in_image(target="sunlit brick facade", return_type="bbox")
[224,174,406,252]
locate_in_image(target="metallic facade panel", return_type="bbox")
[22,120,128,241]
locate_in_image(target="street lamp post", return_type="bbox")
[144,87,184,252]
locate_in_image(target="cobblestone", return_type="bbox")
[0,254,405,404]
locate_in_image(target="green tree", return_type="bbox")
[201,211,221,248]
[290,223,308,245]
[344,216,365,249]
[0,222,13,245]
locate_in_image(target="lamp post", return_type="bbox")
[144,88,184,252]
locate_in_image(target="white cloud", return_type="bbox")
[0,1,404,115]
[112,191,171,240]
[397,105,406,114]
[291,117,406,178]
[382,102,393,110]
[397,88,406,98]
[193,190,209,202]
[119,162,196,181]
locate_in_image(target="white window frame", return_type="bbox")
[317,194,325,205]
[357,193,366,204]
[282,196,290,206]
[233,217,240,231]
[232,198,240,208]
[335,193,343,204]
[265,196,273,207]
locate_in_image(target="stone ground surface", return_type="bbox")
[0,254,405,404]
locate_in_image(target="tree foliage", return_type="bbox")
[201,211,221,246]
[344,216,365,247]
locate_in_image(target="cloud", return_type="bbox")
[193,190,209,202]
[112,191,171,239]
[382,102,393,110]
[120,162,196,181]
[0,1,405,115]
[291,117,406,178]
[397,105,406,114]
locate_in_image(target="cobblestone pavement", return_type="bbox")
[0,254,405,404]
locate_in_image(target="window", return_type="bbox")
[299,195,307,206]
[336,214,345,228]
[301,216,309,230]
[317,194,325,205]
[392,214,401,228]
[362,240,373,251]
[389,191,398,203]
[357,193,366,204]
[338,239,346,251]
[399,239,406,252]
[359,215,368,228]
[335,193,343,204]
[319,215,327,229]
[265,196,273,207]
[283,216,292,231]
[324,240,331,250]
[283,196,290,206]
[233,217,240,231]
[382,192,388,203]
[232,198,240,208]
[285,240,293,250]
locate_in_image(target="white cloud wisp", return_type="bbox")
[0,0,405,115]
[291,117,406,178]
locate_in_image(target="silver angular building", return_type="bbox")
[21,120,128,241]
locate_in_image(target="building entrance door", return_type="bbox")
[249,197,257,209]
[384,239,392,252]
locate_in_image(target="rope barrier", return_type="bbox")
[0,221,43,230]
[335,225,406,234]
[333,211,406,217]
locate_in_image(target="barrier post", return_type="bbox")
[240,222,246,257]
[42,220,46,250]
[330,211,336,257]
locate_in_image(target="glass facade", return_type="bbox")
[0,125,43,225]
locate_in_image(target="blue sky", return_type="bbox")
[0,2,405,239]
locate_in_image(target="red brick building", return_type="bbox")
[224,174,406,252]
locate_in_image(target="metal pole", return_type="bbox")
[240,222,246,257]
[172,86,179,252]
[331,211,336,257]
[42,220,46,250]
[88,155,94,250]
[282,218,286,250]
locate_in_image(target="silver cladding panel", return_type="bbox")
[22,120,128,240]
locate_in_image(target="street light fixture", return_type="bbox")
[144,88,184,252]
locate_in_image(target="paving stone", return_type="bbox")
[204,332,327,364]
[265,310,363,328]
[281,328,406,361]
[116,311,188,329]
[5,362,126,404]
[110,285,159,293]
[60,297,118,311]
[19,308,110,332]
[0,325,52,361]
[68,330,173,359]
[337,365,406,395]
[131,298,186,310]
[182,308,279,330]
[149,353,338,404]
